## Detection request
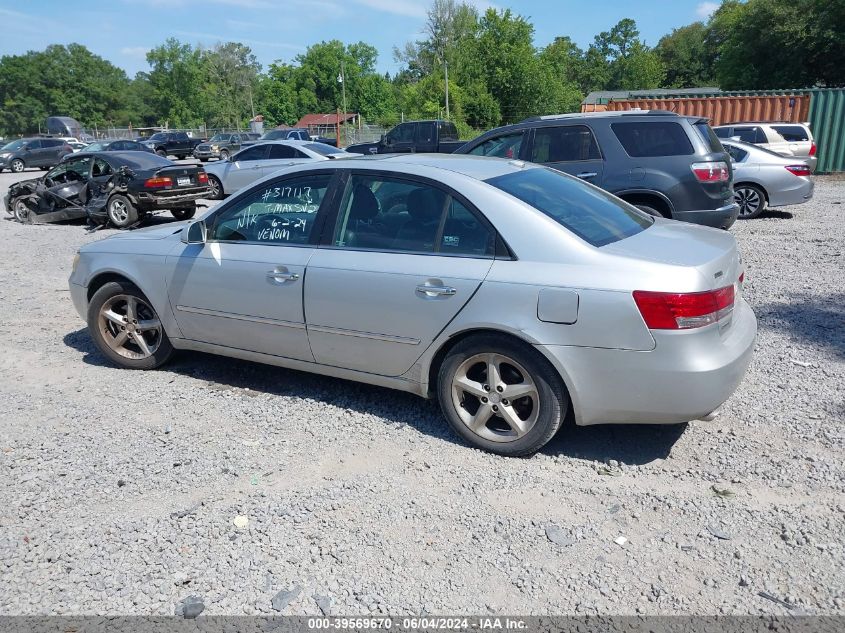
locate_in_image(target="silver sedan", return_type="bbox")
[203,140,354,199]
[723,140,814,219]
[68,155,756,456]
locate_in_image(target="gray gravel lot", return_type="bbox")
[0,164,843,616]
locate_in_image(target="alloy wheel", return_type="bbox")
[13,198,30,222]
[736,187,761,217]
[109,198,130,224]
[209,175,222,199]
[97,294,162,359]
[450,353,540,443]
[10,159,24,173]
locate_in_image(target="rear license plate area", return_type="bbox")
[177,177,191,186]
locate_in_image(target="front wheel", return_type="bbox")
[107,194,139,228]
[156,149,167,158]
[171,208,196,220]
[735,184,767,219]
[87,280,173,370]
[437,335,568,456]
[10,159,25,173]
[219,150,230,161]
[11,197,31,222]
[207,174,224,200]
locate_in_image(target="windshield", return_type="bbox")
[85,142,108,151]
[2,140,26,151]
[261,130,287,140]
[486,167,652,247]
[146,133,166,141]
[305,143,344,156]
[209,134,228,142]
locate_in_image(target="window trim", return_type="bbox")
[316,169,506,260]
[610,120,695,158]
[466,130,527,160]
[526,124,603,164]
[204,169,343,248]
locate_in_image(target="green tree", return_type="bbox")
[256,62,298,126]
[201,42,261,128]
[146,39,206,126]
[656,22,716,88]
[590,18,664,90]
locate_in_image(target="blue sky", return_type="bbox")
[0,0,720,77]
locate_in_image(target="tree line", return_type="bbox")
[0,0,842,137]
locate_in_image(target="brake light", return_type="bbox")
[633,286,735,330]
[785,164,811,177]
[809,142,816,157]
[690,161,730,183]
[197,172,208,184]
[144,176,173,188]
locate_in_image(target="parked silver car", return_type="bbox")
[714,122,817,172]
[722,140,814,219]
[203,140,354,199]
[68,155,756,456]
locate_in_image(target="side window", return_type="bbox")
[28,140,42,149]
[468,132,524,159]
[176,132,189,141]
[772,125,809,142]
[440,198,495,257]
[268,144,297,159]
[439,122,458,141]
[331,175,493,257]
[611,121,694,157]
[417,122,436,144]
[292,148,308,159]
[725,145,747,162]
[235,145,269,161]
[714,127,731,139]
[62,156,92,180]
[387,123,414,144]
[734,127,759,144]
[531,125,601,163]
[92,158,113,177]
[209,173,332,244]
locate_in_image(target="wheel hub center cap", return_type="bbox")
[489,392,501,404]
[127,324,136,332]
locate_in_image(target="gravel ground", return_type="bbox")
[0,165,842,617]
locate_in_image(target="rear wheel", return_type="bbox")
[171,208,196,220]
[10,159,25,173]
[107,194,138,228]
[176,155,187,161]
[735,184,767,219]
[155,149,167,158]
[437,335,568,457]
[207,174,224,200]
[87,280,173,370]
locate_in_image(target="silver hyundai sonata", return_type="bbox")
[68,155,756,456]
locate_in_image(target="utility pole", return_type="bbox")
[444,60,450,120]
[339,60,347,146]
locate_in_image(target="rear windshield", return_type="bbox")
[305,143,345,155]
[111,153,173,170]
[772,125,810,142]
[486,167,652,247]
[611,121,694,157]
[693,121,724,153]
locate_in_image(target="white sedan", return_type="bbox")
[203,140,355,199]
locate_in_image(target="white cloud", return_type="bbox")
[696,1,719,19]
[353,0,427,19]
[120,46,150,59]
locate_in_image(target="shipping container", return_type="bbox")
[605,95,810,127]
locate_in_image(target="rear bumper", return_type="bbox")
[673,202,739,230]
[541,298,757,426]
[768,177,814,208]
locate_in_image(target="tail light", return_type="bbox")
[690,161,730,183]
[197,172,208,184]
[144,176,173,189]
[809,142,817,157]
[633,285,735,330]
[785,164,811,177]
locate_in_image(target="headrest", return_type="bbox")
[406,188,443,223]
[349,184,379,221]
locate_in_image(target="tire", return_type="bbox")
[635,204,664,218]
[207,174,224,200]
[11,197,30,222]
[155,149,167,158]
[171,208,196,220]
[176,155,186,161]
[87,280,173,370]
[199,158,208,163]
[219,149,230,161]
[107,194,138,228]
[10,158,25,173]
[735,184,767,219]
[437,334,568,457]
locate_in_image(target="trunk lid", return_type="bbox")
[150,165,205,189]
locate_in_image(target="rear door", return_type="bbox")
[26,140,45,167]
[304,171,496,376]
[227,144,271,191]
[262,144,311,177]
[166,170,338,360]
[415,122,437,152]
[383,123,416,153]
[526,125,604,186]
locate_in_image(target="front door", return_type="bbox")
[225,144,270,191]
[527,125,604,187]
[261,143,312,177]
[304,172,496,377]
[166,171,336,360]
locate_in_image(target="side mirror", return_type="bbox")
[181,220,206,244]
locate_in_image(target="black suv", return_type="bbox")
[456,111,738,229]
[0,137,73,173]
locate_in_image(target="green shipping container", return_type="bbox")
[808,89,845,174]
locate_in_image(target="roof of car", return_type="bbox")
[521,110,681,123]
[350,153,539,181]
[716,121,811,127]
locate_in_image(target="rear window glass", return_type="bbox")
[486,167,652,247]
[112,153,173,170]
[724,144,748,162]
[733,127,765,143]
[305,143,345,155]
[611,121,694,157]
[714,127,731,139]
[693,122,724,153]
[772,125,810,142]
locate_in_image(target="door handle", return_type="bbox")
[266,269,300,282]
[576,172,598,179]
[416,284,456,297]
